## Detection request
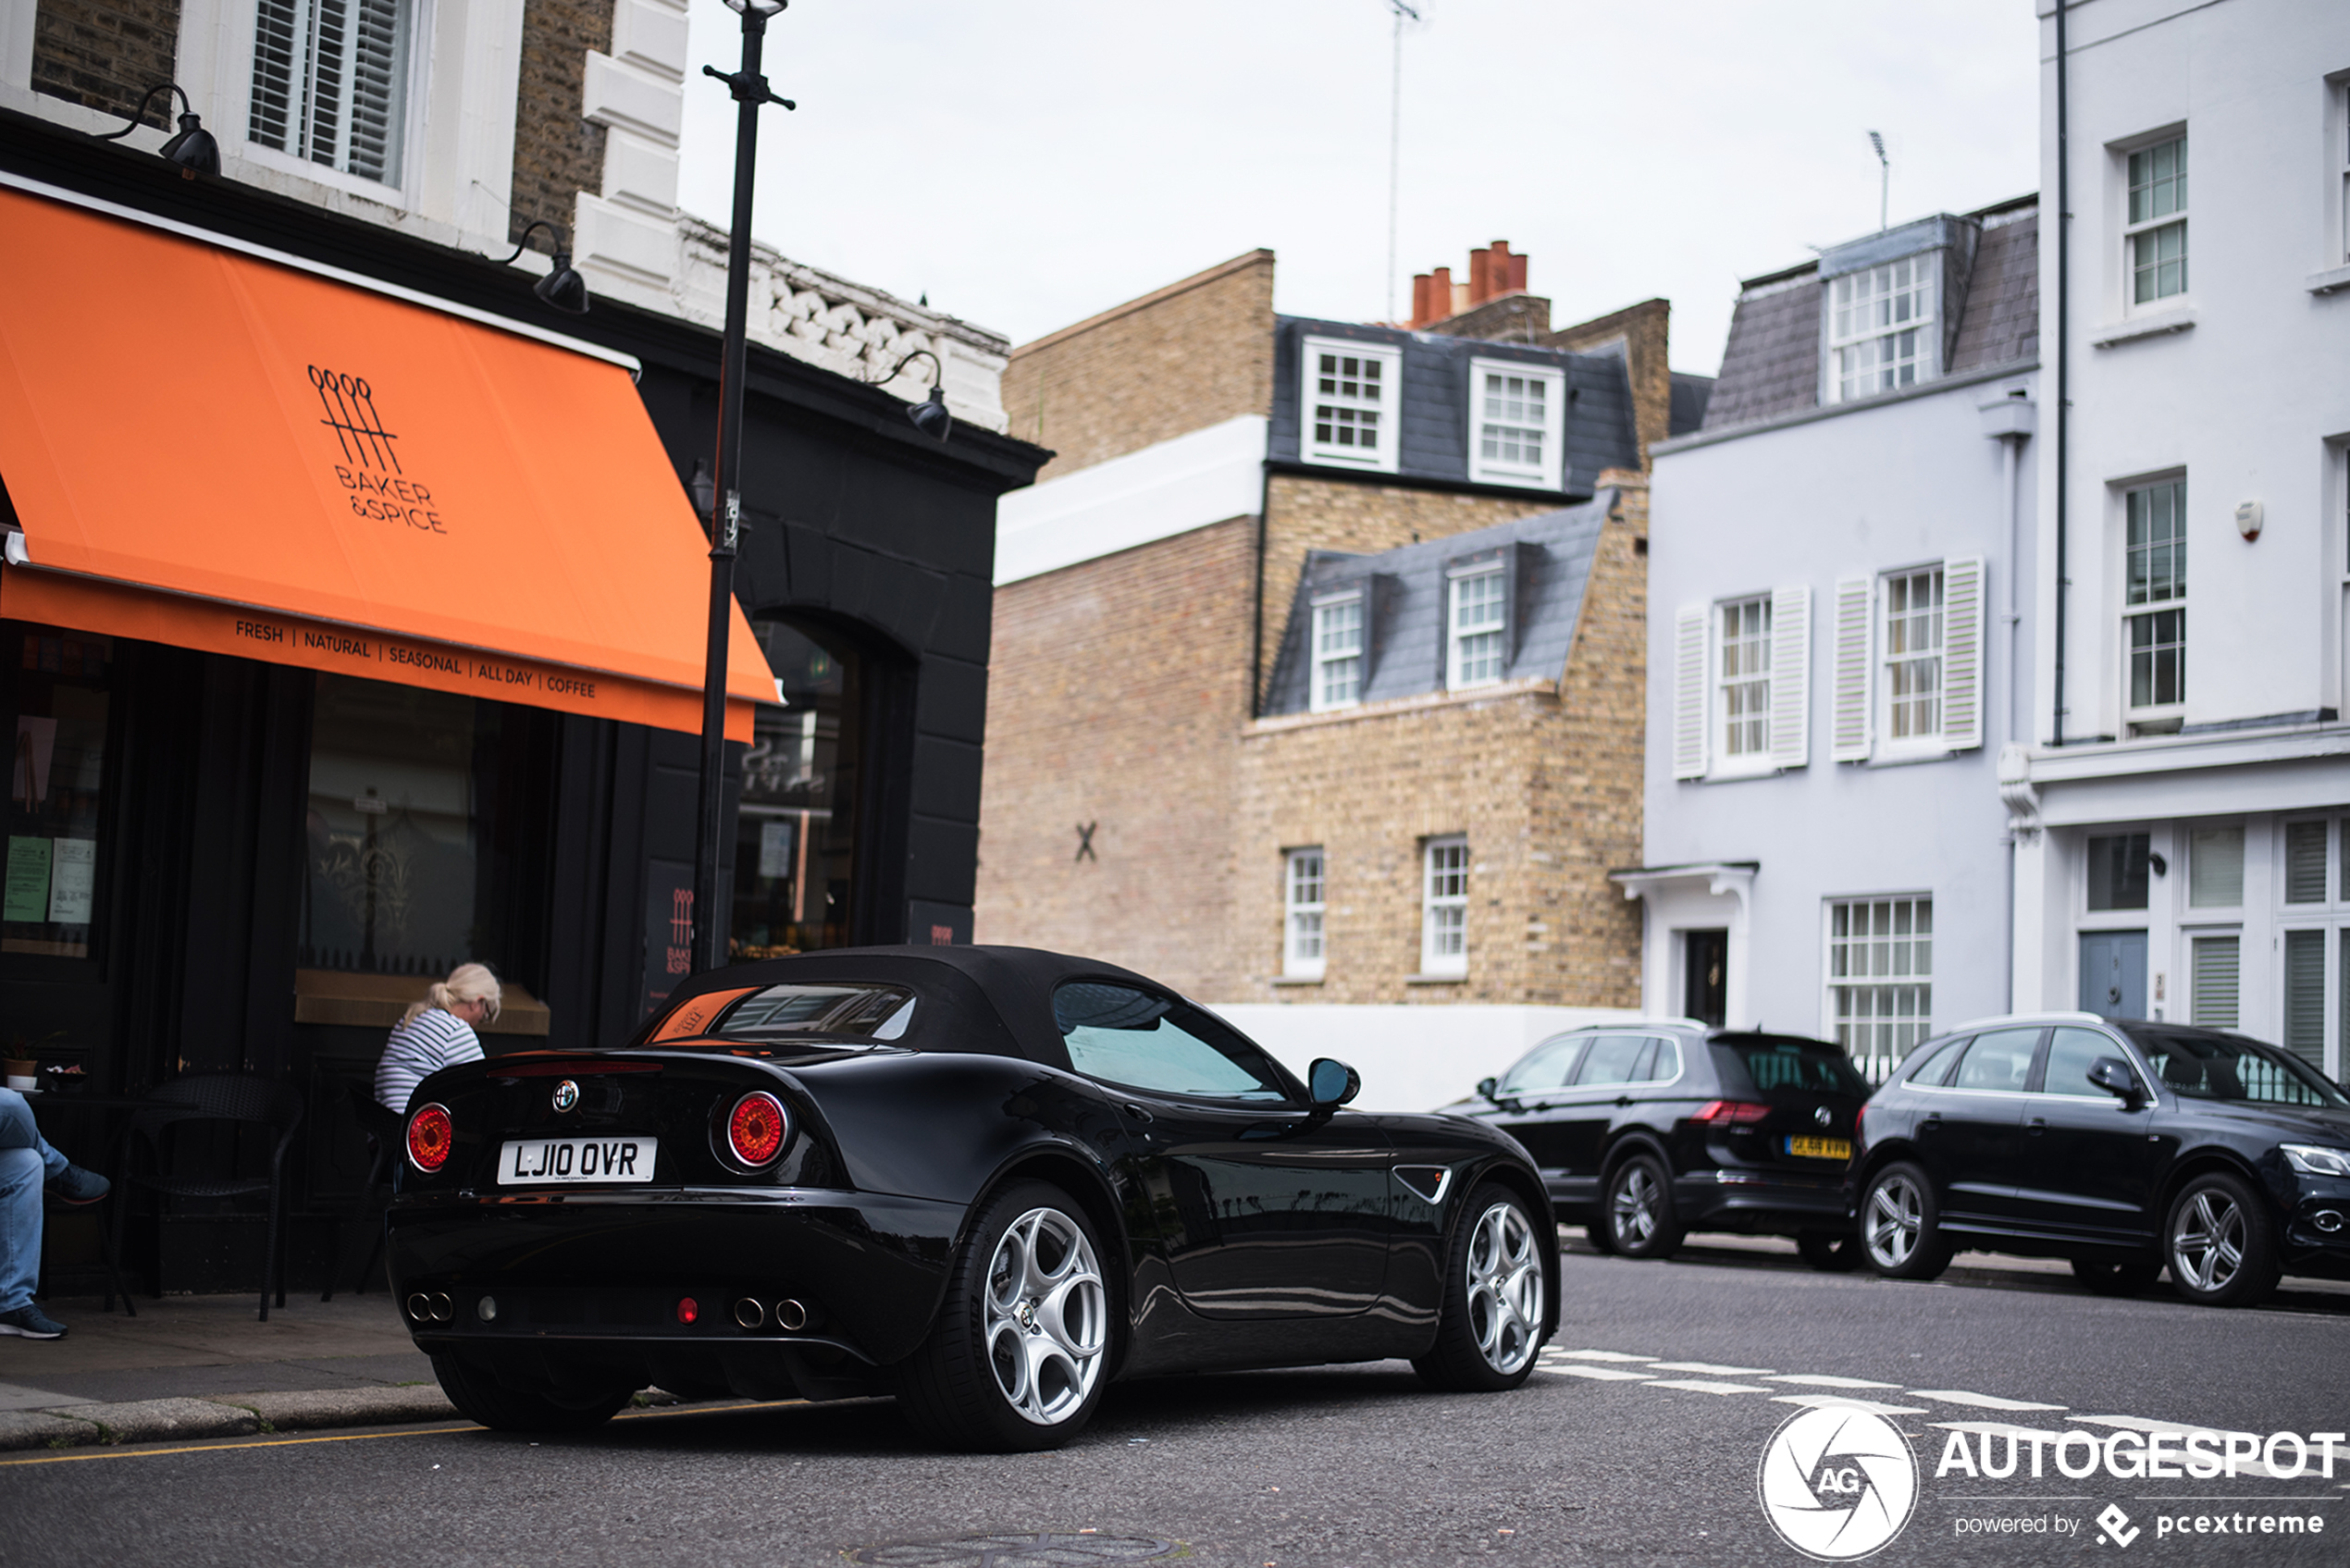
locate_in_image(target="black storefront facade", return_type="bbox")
[0,116,1045,1294]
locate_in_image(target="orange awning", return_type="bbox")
[0,185,773,741]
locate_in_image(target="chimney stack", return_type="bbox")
[1408,242,1528,327]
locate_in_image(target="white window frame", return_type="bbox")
[1824,255,1937,403]
[1420,836,1468,978]
[1714,594,1774,774]
[1283,847,1327,980]
[1822,895,1934,1083]
[1301,336,1403,474]
[1309,590,1365,712]
[1445,562,1507,691]
[2121,476,2187,734]
[2187,927,2241,1029]
[245,0,419,189]
[1878,564,1946,753]
[1466,357,1566,490]
[2121,130,2188,312]
[2333,76,2350,267]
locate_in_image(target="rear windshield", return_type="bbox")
[650,982,916,1043]
[1716,1039,1870,1097]
[2127,1028,2349,1108]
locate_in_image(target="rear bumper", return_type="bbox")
[385,1186,967,1383]
[1673,1168,1852,1232]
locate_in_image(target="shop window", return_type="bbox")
[734,621,860,959]
[4,627,114,960]
[2084,832,2150,911]
[299,674,493,975]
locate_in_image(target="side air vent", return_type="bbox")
[1395,1166,1453,1205]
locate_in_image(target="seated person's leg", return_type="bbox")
[0,1145,43,1316]
[0,1090,68,1183]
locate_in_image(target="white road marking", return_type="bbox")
[1928,1422,2074,1442]
[1546,1365,1655,1382]
[1908,1389,2068,1412]
[1773,1395,1929,1415]
[1766,1374,1902,1389]
[1647,1361,1776,1376]
[1647,1378,1772,1395]
[1548,1350,1658,1363]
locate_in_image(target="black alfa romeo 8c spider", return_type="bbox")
[385,945,1558,1451]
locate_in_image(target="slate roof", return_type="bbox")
[1268,318,1639,497]
[1698,196,2038,437]
[1260,494,1614,717]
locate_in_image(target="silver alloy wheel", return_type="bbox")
[1610,1165,1661,1248]
[1864,1172,1924,1269]
[983,1205,1107,1426]
[1465,1199,1543,1376]
[2170,1188,2246,1295]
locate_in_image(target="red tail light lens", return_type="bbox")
[406,1104,453,1172]
[676,1296,699,1325]
[1693,1100,1773,1125]
[727,1092,789,1167]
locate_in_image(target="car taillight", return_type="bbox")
[406,1103,453,1172]
[1693,1100,1773,1125]
[727,1092,788,1167]
[1854,1105,1867,1142]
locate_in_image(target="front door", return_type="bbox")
[1683,930,1728,1027]
[2014,1024,2161,1244]
[2080,931,2148,1020]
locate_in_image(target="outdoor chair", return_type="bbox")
[105,1074,305,1322]
[320,1080,405,1303]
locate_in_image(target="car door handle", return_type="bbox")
[1122,1104,1154,1125]
[1919,1114,1941,1132]
[1614,1096,1633,1106]
[2025,1117,2047,1135]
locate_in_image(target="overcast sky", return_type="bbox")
[674,1,2041,377]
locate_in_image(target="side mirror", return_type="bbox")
[1309,1058,1362,1108]
[1477,1076,1501,1105]
[2088,1057,2141,1102]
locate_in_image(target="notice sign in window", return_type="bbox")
[47,839,93,924]
[4,836,48,922]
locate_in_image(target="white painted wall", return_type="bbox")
[1643,363,2038,1052]
[994,414,1268,584]
[1206,1003,1645,1114]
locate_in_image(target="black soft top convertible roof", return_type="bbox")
[630,945,1174,1069]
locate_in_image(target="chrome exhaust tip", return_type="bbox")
[2315,1209,2344,1234]
[406,1292,433,1323]
[428,1291,454,1323]
[773,1298,809,1332]
[733,1297,766,1329]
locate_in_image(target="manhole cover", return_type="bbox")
[845,1533,1183,1567]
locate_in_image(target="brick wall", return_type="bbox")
[1001,251,1276,481]
[1230,481,1649,1006]
[32,0,181,127]
[1544,298,1674,469]
[510,0,612,252]
[974,517,1257,996]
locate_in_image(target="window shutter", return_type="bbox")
[1672,605,1708,780]
[1940,556,1985,751]
[1768,586,1811,769]
[1830,576,1873,761]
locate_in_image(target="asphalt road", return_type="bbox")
[5,1240,2345,1568]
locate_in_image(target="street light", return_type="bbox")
[691,0,796,973]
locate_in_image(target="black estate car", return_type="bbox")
[1852,1012,2350,1306]
[1453,1023,1870,1266]
[386,945,1558,1451]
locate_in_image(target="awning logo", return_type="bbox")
[1757,1407,1919,1560]
[308,364,446,534]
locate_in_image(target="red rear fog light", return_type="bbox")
[406,1104,453,1171]
[676,1296,699,1325]
[727,1091,789,1167]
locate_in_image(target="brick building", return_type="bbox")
[982,245,1705,1031]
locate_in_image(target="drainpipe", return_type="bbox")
[1985,397,2034,1011]
[2053,0,2071,747]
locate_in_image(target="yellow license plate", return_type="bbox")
[1787,1136,1851,1161]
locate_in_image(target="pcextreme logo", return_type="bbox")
[1757,1407,1920,1561]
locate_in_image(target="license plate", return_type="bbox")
[1786,1136,1851,1161]
[499,1137,657,1185]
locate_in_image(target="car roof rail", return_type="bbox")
[1943,1009,2109,1034]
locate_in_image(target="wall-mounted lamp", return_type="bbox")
[687,457,715,522]
[501,222,590,315]
[868,348,953,442]
[2234,500,2263,541]
[95,84,220,178]
[2148,851,2169,877]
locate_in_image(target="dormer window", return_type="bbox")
[1826,255,1936,401]
[1446,562,1507,689]
[1302,338,1403,473]
[1310,590,1366,711]
[1467,359,1566,490]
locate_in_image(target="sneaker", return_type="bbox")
[46,1166,107,1205]
[0,1304,67,1340]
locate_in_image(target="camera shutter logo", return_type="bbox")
[551,1080,579,1113]
[1757,1406,1919,1560]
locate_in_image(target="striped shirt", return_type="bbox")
[375,1008,484,1114]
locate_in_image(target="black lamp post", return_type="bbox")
[690,0,795,973]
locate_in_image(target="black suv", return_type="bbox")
[1451,1023,1870,1266]
[1851,1013,2350,1307]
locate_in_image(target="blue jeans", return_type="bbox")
[0,1091,70,1313]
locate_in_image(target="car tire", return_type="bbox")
[1583,1220,1617,1255]
[1413,1183,1547,1392]
[1796,1230,1864,1272]
[2162,1171,2282,1309]
[1602,1154,1682,1260]
[897,1179,1112,1451]
[430,1354,633,1433]
[2071,1255,2162,1296]
[1860,1162,1953,1281]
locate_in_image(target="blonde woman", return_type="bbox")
[374,964,502,1114]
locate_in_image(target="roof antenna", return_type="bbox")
[1385,0,1422,324]
[1868,130,1889,233]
